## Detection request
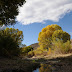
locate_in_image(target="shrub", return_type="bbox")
[0,36,20,57]
[28,51,34,57]
[52,40,71,54]
[0,28,23,57]
[21,46,33,54]
[34,49,43,56]
[33,45,48,56]
[61,40,71,53]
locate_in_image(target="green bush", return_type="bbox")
[0,28,23,57]
[21,46,33,54]
[28,51,34,57]
[0,36,20,57]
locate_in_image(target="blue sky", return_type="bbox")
[0,0,71,46]
[9,11,72,46]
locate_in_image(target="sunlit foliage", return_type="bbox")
[38,24,62,49]
[38,24,70,51]
[38,25,55,50]
[51,24,62,30]
[28,50,34,57]
[52,39,71,54]
[52,30,70,42]
[21,46,33,54]
[0,28,23,56]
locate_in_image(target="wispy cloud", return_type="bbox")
[0,25,6,30]
[17,0,72,25]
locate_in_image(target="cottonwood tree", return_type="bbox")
[38,25,55,49]
[52,30,70,42]
[38,24,70,50]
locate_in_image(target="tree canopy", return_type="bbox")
[2,28,23,45]
[52,30,70,42]
[0,28,23,56]
[38,24,70,49]
[38,25,55,49]
[0,0,26,25]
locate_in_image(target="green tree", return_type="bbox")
[0,36,20,56]
[21,46,33,54]
[0,28,23,56]
[0,0,26,25]
[3,28,23,45]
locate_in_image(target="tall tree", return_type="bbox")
[38,24,70,50]
[38,25,55,49]
[0,0,26,25]
[0,28,23,56]
[4,28,23,45]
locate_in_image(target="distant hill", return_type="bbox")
[30,43,39,50]
[29,39,72,50]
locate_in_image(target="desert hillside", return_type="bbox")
[30,39,72,49]
[30,43,39,50]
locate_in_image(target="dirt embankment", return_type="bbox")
[0,57,39,72]
[1,53,72,72]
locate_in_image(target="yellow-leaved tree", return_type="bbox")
[38,24,70,50]
[52,30,70,42]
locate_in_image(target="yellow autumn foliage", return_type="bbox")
[38,24,62,50]
[38,24,70,55]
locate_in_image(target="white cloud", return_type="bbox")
[17,0,72,25]
[0,25,6,30]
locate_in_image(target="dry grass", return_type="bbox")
[44,53,72,59]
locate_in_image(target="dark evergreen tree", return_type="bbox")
[0,0,26,25]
